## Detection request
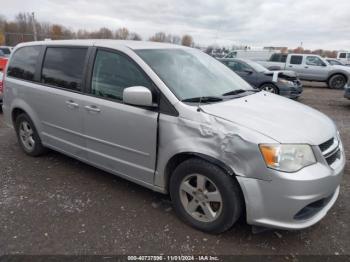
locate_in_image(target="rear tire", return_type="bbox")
[170,158,243,234]
[328,74,347,89]
[15,113,47,156]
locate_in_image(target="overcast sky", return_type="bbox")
[3,0,350,50]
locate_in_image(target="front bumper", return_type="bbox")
[237,144,345,230]
[278,82,303,99]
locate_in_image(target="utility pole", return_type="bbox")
[31,12,38,41]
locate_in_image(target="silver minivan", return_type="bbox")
[3,40,345,233]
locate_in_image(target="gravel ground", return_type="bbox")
[0,86,349,255]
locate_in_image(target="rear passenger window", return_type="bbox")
[7,46,41,81]
[339,53,346,59]
[41,47,87,91]
[91,50,154,101]
[290,55,303,65]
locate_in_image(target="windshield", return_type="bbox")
[136,48,252,101]
[243,60,269,73]
[327,59,341,66]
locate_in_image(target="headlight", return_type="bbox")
[278,79,294,85]
[259,144,316,172]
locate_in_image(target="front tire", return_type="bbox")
[328,74,347,89]
[170,158,243,234]
[15,113,47,156]
[260,83,279,94]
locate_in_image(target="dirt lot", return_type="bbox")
[0,86,349,255]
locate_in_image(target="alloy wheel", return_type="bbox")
[179,174,223,223]
[19,121,35,151]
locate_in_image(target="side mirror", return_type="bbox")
[244,69,254,74]
[123,86,155,107]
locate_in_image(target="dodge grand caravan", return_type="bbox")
[3,40,345,233]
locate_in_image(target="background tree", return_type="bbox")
[181,34,193,47]
[115,27,129,40]
[149,32,168,42]
[50,24,63,40]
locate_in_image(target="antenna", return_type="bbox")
[197,97,203,112]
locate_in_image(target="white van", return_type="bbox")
[337,51,350,65]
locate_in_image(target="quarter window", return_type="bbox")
[290,55,303,65]
[7,46,41,81]
[41,47,88,91]
[91,50,153,101]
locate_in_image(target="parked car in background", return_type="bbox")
[0,71,4,111]
[258,54,350,89]
[3,40,345,233]
[219,58,302,99]
[224,49,278,61]
[326,58,347,66]
[0,46,12,57]
[337,51,350,65]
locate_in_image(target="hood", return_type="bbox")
[330,65,350,72]
[201,92,336,145]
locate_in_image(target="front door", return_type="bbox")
[303,56,329,81]
[83,49,158,185]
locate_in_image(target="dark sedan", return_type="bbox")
[219,58,303,99]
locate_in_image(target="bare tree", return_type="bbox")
[149,32,168,42]
[115,27,129,40]
[128,32,142,41]
[170,35,181,45]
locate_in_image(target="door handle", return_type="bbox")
[288,65,293,67]
[304,66,309,68]
[66,100,79,109]
[84,105,101,113]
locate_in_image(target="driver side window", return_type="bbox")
[227,61,251,72]
[306,56,325,67]
[91,50,154,101]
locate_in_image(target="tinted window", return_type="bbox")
[41,47,87,91]
[0,48,11,55]
[270,53,287,62]
[91,50,154,101]
[7,46,41,81]
[306,56,326,66]
[339,53,346,59]
[290,55,303,65]
[226,61,251,72]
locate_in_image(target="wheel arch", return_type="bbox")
[9,99,42,134]
[164,152,235,193]
[327,72,348,83]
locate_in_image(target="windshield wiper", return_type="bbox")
[182,96,223,103]
[222,89,259,96]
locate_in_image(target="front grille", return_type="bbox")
[319,137,341,168]
[293,80,301,86]
[319,138,334,152]
[326,149,341,166]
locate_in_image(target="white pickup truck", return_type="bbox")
[258,53,350,89]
